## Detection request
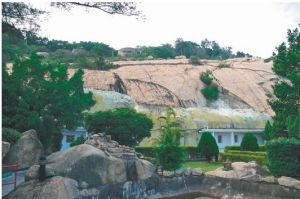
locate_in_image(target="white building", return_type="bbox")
[199,128,264,149]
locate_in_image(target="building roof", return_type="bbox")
[199,128,264,133]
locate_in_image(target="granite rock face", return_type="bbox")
[4,130,44,169]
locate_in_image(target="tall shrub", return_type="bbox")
[240,133,259,151]
[200,71,213,85]
[198,132,219,162]
[266,138,300,177]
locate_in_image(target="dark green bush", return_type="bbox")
[70,136,85,147]
[2,128,21,143]
[201,86,219,101]
[225,145,265,152]
[240,133,259,151]
[198,132,219,161]
[189,56,202,65]
[217,63,230,68]
[156,144,186,171]
[266,138,300,177]
[200,71,213,85]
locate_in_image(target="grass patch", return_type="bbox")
[182,161,222,172]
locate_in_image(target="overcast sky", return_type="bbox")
[34,1,300,58]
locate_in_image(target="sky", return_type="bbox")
[33,1,300,58]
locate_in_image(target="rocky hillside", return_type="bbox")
[69,57,276,116]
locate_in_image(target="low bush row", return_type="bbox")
[225,145,265,152]
[221,152,267,165]
[225,150,267,157]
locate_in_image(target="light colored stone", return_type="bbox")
[5,176,80,199]
[262,176,278,184]
[183,168,192,176]
[2,141,10,159]
[192,168,203,176]
[162,171,174,177]
[4,129,44,169]
[25,164,55,181]
[278,176,300,190]
[175,169,183,176]
[135,159,156,180]
[79,181,89,189]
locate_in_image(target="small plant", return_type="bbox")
[201,86,219,101]
[200,71,213,85]
[240,133,259,151]
[198,132,219,162]
[217,63,230,68]
[70,136,86,147]
[189,56,202,65]
[2,128,21,143]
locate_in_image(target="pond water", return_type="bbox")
[159,192,219,199]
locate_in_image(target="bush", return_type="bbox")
[198,132,219,161]
[225,145,265,152]
[221,152,267,165]
[70,136,85,147]
[201,86,219,101]
[2,128,21,143]
[200,71,213,85]
[156,144,186,171]
[266,138,300,177]
[217,63,230,68]
[240,133,259,151]
[189,56,202,65]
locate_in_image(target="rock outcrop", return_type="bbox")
[4,176,80,199]
[2,141,10,159]
[278,176,300,190]
[4,130,44,169]
[206,161,267,181]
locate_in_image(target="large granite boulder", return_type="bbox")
[4,130,44,169]
[278,176,300,190]
[4,176,80,199]
[2,141,10,159]
[46,144,127,186]
[206,161,267,181]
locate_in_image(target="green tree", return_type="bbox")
[2,54,95,151]
[264,121,273,141]
[156,107,185,171]
[197,132,219,162]
[70,136,86,147]
[85,108,153,146]
[267,25,300,139]
[201,86,219,101]
[240,133,259,151]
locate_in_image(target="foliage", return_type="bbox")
[135,145,200,160]
[240,133,259,151]
[156,107,186,171]
[221,151,267,165]
[189,56,202,65]
[200,71,213,85]
[156,144,186,171]
[182,161,222,172]
[2,128,22,144]
[201,86,219,101]
[2,54,95,151]
[70,136,85,147]
[267,25,300,139]
[225,145,266,152]
[85,108,153,146]
[266,138,300,177]
[264,121,273,141]
[139,44,175,59]
[217,63,231,68]
[197,132,219,162]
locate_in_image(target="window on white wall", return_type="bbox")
[218,135,222,143]
[234,135,238,143]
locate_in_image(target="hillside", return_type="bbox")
[70,57,276,115]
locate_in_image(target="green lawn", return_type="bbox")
[182,161,223,172]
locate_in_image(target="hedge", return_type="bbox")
[221,152,267,165]
[135,145,200,160]
[225,145,265,152]
[225,150,267,157]
[266,138,300,177]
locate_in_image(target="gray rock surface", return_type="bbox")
[25,165,55,181]
[136,159,156,180]
[4,130,44,169]
[278,176,300,189]
[2,141,10,159]
[206,161,267,181]
[4,176,80,199]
